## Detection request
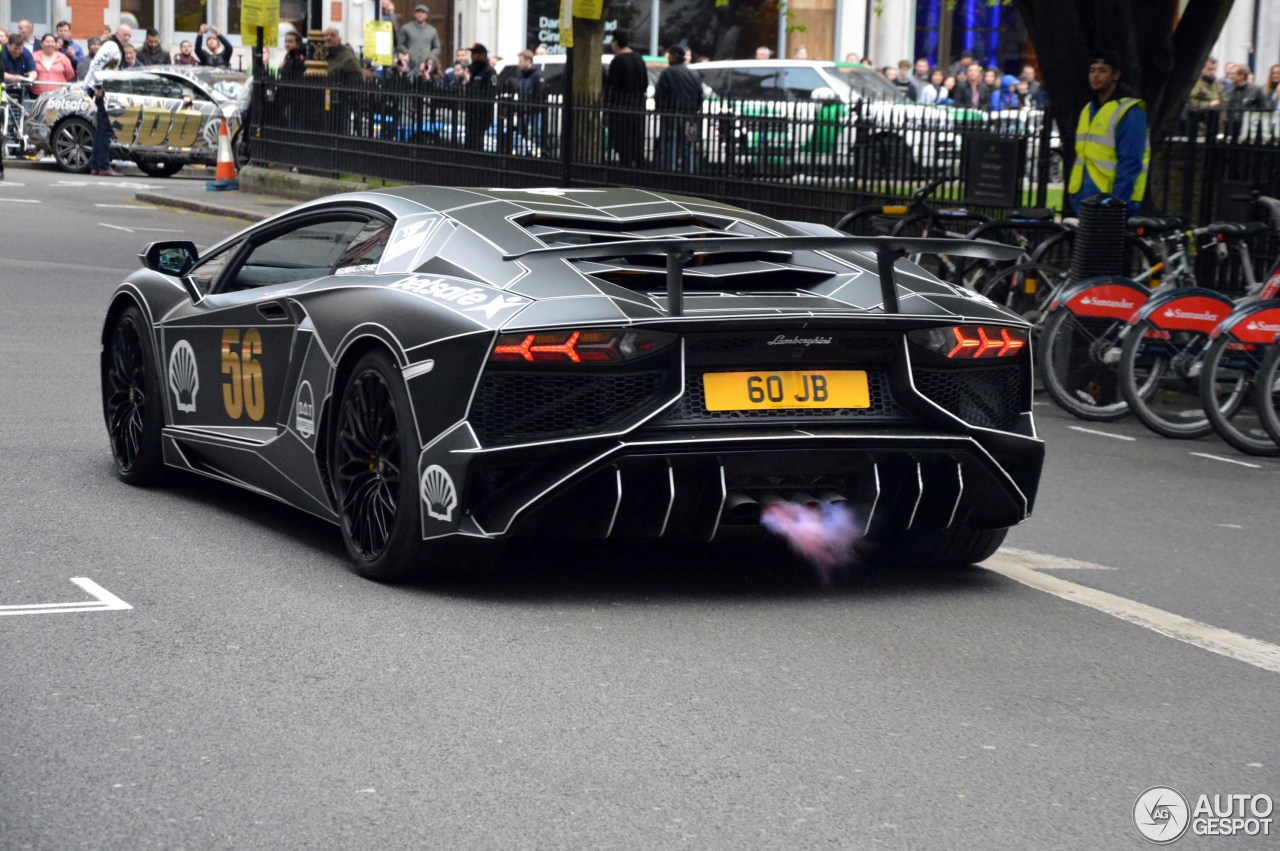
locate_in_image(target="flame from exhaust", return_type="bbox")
[760,501,860,582]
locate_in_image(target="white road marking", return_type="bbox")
[0,198,41,203]
[0,577,132,617]
[99,222,184,234]
[0,181,26,186]
[984,550,1280,674]
[1067,426,1136,441]
[57,180,156,190]
[1000,547,1115,570]
[95,203,155,209]
[1189,452,1262,469]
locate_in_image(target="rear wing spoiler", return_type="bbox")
[503,235,1023,316]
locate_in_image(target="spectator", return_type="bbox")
[3,36,37,96]
[76,37,102,79]
[1222,62,1237,92]
[990,74,1020,110]
[387,48,414,79]
[883,66,897,81]
[754,45,771,60]
[918,67,946,105]
[463,42,496,150]
[16,19,35,52]
[914,58,930,84]
[894,59,915,99]
[511,48,545,152]
[83,24,129,176]
[32,33,75,95]
[0,28,8,44]
[1225,61,1269,139]
[952,63,989,110]
[845,52,860,63]
[1019,64,1040,101]
[950,49,974,77]
[322,27,360,82]
[1265,63,1280,109]
[121,42,140,68]
[982,68,998,90]
[1189,57,1224,109]
[173,40,198,66]
[379,0,401,31]
[196,24,234,68]
[941,74,957,102]
[534,44,548,56]
[655,44,701,173]
[136,28,171,65]
[419,55,444,82]
[397,4,440,70]
[605,31,646,168]
[56,21,83,65]
[1068,49,1148,216]
[793,45,808,60]
[443,47,470,83]
[279,30,306,80]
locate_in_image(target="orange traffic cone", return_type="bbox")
[206,118,239,191]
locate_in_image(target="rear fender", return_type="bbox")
[1210,298,1280,343]
[1129,287,1234,333]
[1048,276,1149,320]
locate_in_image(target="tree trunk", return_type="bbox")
[572,15,605,166]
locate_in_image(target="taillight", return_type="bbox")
[489,328,677,364]
[908,325,1028,359]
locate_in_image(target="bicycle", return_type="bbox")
[2,81,33,160]
[1037,219,1241,421]
[1116,221,1272,439]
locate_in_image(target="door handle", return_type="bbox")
[256,302,288,321]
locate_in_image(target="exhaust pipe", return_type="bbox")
[723,491,760,523]
[816,490,848,505]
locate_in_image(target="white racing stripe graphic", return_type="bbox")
[0,577,132,617]
[984,551,1280,674]
[1067,425,1136,441]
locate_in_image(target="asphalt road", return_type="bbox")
[1,166,1277,850]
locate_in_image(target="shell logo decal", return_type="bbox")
[295,381,315,439]
[167,340,199,413]
[420,465,458,522]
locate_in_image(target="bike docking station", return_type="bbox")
[206,118,239,192]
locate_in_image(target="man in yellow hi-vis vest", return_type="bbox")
[1068,49,1149,216]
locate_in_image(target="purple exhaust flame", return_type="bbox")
[760,501,860,583]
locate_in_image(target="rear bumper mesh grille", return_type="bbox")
[471,370,666,446]
[914,365,1024,431]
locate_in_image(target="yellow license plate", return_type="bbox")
[702,370,869,411]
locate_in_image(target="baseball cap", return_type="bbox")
[414,4,429,13]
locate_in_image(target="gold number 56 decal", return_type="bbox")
[221,328,265,421]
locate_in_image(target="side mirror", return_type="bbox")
[140,240,198,277]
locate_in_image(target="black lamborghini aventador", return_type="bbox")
[101,186,1042,580]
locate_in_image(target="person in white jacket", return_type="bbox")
[83,23,129,176]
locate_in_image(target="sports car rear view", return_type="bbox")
[101,186,1043,581]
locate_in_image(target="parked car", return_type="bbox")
[26,66,250,176]
[688,60,987,176]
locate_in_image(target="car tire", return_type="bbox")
[52,117,94,174]
[102,305,168,485]
[331,350,501,582]
[853,524,1008,569]
[134,159,184,178]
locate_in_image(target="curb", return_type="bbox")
[134,192,269,223]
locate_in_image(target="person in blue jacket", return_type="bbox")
[1068,49,1149,216]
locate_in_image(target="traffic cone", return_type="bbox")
[206,118,239,191]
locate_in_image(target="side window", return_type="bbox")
[187,245,238,294]
[696,70,728,98]
[727,68,785,101]
[105,76,134,95]
[333,220,393,275]
[224,218,370,291]
[128,75,173,99]
[781,68,826,101]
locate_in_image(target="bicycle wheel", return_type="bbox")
[973,261,1066,323]
[890,215,950,282]
[1038,307,1130,420]
[1200,335,1278,455]
[1031,229,1074,269]
[1250,344,1280,451]
[1118,319,1211,438]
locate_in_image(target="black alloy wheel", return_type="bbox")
[334,357,406,571]
[52,117,93,173]
[102,306,166,484]
[332,350,502,582]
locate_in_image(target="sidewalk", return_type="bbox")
[3,159,362,223]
